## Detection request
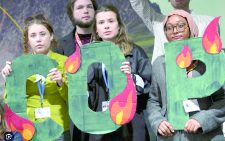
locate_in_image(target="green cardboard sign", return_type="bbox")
[165,38,225,129]
[6,54,63,140]
[68,41,126,134]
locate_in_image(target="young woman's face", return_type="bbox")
[164,15,190,42]
[28,24,53,54]
[95,11,119,42]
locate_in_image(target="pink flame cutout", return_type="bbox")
[202,16,222,54]
[109,74,137,125]
[176,44,192,68]
[5,104,35,141]
[64,47,81,73]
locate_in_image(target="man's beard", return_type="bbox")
[73,18,93,28]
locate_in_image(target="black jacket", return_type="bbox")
[126,45,152,113]
[53,29,76,57]
[88,44,152,113]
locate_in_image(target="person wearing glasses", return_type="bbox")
[1,14,70,141]
[128,0,216,64]
[147,9,225,141]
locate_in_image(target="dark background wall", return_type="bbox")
[0,0,160,94]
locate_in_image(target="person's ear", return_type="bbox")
[50,34,53,41]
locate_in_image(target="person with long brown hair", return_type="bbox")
[90,4,152,141]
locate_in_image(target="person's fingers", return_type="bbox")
[120,68,131,74]
[184,120,194,133]
[50,75,57,81]
[50,72,59,79]
[49,68,57,73]
[187,123,193,133]
[164,121,174,133]
[1,64,12,80]
[49,69,63,87]
[120,62,130,69]
[6,61,12,72]
[161,124,172,136]
[52,75,62,81]
[120,65,130,69]
[6,61,11,65]
[49,69,62,82]
[120,67,130,71]
[184,120,189,133]
[120,62,131,74]
[185,119,201,133]
[48,68,58,77]
[158,128,167,136]
[159,121,173,136]
[159,123,167,133]
[4,71,9,76]
[121,61,130,65]
[192,125,199,133]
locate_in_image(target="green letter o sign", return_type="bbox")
[68,41,133,134]
[6,55,63,141]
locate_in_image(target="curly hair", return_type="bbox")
[23,14,57,54]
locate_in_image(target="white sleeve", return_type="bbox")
[129,0,165,33]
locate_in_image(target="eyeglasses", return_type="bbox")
[164,22,188,34]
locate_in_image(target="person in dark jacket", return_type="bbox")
[148,9,225,141]
[53,0,98,57]
[90,4,152,141]
[52,0,98,141]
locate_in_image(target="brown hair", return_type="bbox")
[92,5,133,55]
[23,14,57,54]
[67,0,98,26]
[0,98,6,139]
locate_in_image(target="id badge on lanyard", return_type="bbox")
[34,74,51,119]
